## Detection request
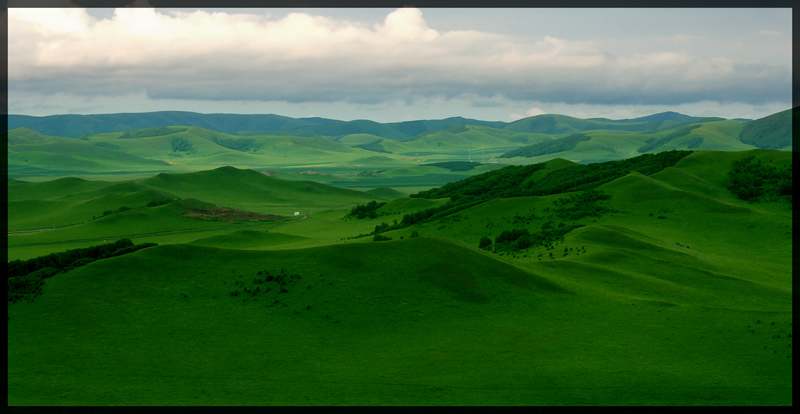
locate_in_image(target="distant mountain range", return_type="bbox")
[6,109,793,180]
[7,110,750,141]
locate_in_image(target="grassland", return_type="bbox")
[7,143,792,405]
[7,109,792,193]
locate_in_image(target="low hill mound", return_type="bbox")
[188,230,307,249]
[138,166,379,214]
[6,127,51,145]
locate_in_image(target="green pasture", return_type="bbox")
[7,147,793,405]
[8,237,791,405]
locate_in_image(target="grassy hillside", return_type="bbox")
[7,167,386,254]
[137,166,379,215]
[9,193,792,405]
[9,110,790,187]
[738,108,793,149]
[497,119,760,164]
[6,120,792,406]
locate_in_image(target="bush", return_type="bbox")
[373,234,392,242]
[478,236,492,249]
[171,137,194,152]
[373,222,390,233]
[728,156,792,203]
[348,200,387,219]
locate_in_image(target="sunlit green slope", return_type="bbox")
[7,149,792,405]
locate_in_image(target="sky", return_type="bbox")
[6,6,793,122]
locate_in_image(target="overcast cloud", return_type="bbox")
[7,7,793,121]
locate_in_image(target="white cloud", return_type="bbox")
[374,8,439,42]
[510,107,546,121]
[7,7,792,112]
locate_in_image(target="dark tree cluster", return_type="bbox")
[213,137,260,152]
[728,156,792,203]
[552,190,615,220]
[170,137,194,152]
[7,267,57,303]
[354,140,390,154]
[8,239,135,279]
[348,200,387,219]
[102,205,131,217]
[8,240,158,302]
[400,199,484,226]
[488,224,585,253]
[374,222,391,233]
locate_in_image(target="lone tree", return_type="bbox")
[478,236,493,250]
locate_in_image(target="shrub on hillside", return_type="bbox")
[728,156,792,203]
[213,137,260,152]
[171,137,194,152]
[348,200,387,219]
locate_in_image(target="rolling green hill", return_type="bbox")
[7,166,384,235]
[7,148,792,405]
[136,166,380,215]
[496,118,763,164]
[9,110,791,188]
[738,108,794,149]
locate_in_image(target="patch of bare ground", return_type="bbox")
[183,206,283,222]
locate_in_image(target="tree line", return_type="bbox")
[8,239,158,303]
[412,150,691,205]
[7,239,156,279]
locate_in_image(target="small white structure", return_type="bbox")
[294,212,300,216]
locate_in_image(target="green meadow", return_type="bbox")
[6,111,793,406]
